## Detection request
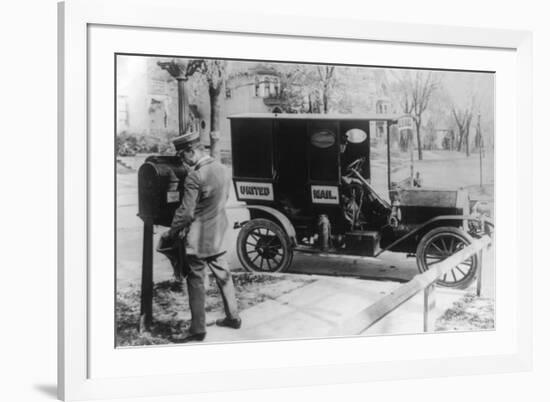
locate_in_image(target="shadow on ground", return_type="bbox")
[33,384,57,399]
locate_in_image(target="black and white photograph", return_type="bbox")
[5,0,547,400]
[115,54,495,346]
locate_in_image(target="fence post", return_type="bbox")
[423,283,436,332]
[476,249,484,297]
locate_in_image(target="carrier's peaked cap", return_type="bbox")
[172,131,200,151]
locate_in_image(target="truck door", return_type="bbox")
[307,120,340,206]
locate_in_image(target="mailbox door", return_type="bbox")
[138,156,187,227]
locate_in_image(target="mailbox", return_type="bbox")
[138,155,187,226]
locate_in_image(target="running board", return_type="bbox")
[294,246,383,261]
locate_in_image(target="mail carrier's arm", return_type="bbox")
[170,171,200,236]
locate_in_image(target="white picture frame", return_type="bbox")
[58,0,533,400]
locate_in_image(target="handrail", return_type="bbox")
[330,235,492,336]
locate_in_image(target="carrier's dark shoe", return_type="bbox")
[172,331,206,343]
[215,317,242,329]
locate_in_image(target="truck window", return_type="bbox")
[308,121,339,183]
[230,118,274,179]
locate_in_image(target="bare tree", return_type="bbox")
[394,81,414,152]
[392,71,439,160]
[424,120,438,150]
[274,64,320,113]
[269,63,346,114]
[158,58,227,160]
[316,65,336,114]
[452,100,475,156]
[187,59,227,160]
[474,112,484,150]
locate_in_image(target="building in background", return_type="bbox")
[116,56,208,154]
[116,56,394,156]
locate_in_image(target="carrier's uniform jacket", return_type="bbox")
[168,155,239,335]
[170,156,229,258]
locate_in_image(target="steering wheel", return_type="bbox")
[345,157,366,174]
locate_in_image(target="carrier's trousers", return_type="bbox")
[186,254,240,334]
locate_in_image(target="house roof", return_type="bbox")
[249,65,279,76]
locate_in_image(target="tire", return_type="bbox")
[416,226,479,289]
[236,218,293,273]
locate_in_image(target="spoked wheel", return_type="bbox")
[237,218,293,273]
[416,226,479,289]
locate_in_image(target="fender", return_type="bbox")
[374,215,494,257]
[227,204,297,246]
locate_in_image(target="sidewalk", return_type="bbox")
[204,275,468,343]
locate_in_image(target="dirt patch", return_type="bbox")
[436,292,494,332]
[116,272,316,346]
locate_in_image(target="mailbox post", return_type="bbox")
[139,217,154,332]
[137,156,187,332]
[138,60,191,332]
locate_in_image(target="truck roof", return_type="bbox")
[228,112,405,121]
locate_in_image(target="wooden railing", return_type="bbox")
[330,235,492,335]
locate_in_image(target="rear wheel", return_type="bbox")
[416,226,479,289]
[236,218,293,273]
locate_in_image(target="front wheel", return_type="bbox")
[416,226,479,289]
[236,218,293,273]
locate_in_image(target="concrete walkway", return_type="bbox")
[204,275,469,343]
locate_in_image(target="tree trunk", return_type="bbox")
[176,79,189,135]
[399,131,408,152]
[415,118,423,160]
[450,130,455,151]
[474,124,482,149]
[209,86,222,160]
[464,126,470,157]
